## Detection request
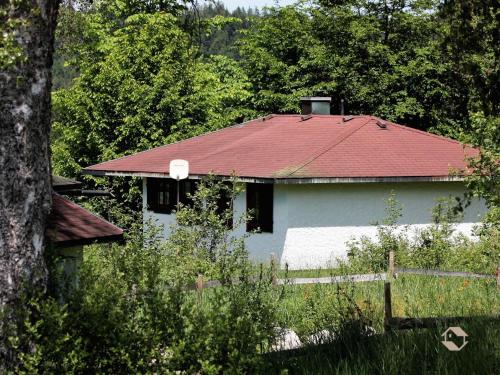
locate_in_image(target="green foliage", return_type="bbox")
[165,176,250,279]
[346,192,410,272]
[274,271,498,373]
[346,193,499,273]
[5,179,277,374]
[197,2,258,58]
[269,317,499,374]
[51,12,255,220]
[172,271,276,374]
[462,114,500,209]
[238,1,471,130]
[278,281,376,344]
[0,4,27,70]
[439,0,499,117]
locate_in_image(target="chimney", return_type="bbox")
[300,97,331,115]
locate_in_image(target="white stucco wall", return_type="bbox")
[56,245,83,288]
[143,178,486,270]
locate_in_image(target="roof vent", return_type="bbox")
[377,120,387,129]
[301,114,313,121]
[300,97,331,115]
[342,115,354,122]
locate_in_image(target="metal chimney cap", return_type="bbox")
[300,96,332,102]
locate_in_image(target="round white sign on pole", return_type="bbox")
[169,159,189,180]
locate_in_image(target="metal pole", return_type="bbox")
[176,177,180,209]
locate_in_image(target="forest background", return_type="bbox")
[51,0,499,225]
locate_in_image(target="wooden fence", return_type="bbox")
[384,251,500,331]
[191,251,499,332]
[192,252,499,291]
[191,272,387,290]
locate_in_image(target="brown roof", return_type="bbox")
[52,175,82,191]
[83,115,477,182]
[47,193,123,247]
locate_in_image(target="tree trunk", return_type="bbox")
[0,0,59,364]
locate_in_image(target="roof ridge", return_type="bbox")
[378,117,466,147]
[84,116,270,171]
[286,117,373,177]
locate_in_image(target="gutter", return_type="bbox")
[82,169,465,184]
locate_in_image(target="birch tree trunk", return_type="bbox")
[0,0,59,363]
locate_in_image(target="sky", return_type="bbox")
[202,0,297,11]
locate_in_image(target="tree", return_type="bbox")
[238,2,469,131]
[51,12,255,222]
[439,0,499,118]
[0,0,60,364]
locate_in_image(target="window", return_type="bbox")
[246,183,273,233]
[216,184,233,229]
[147,178,196,214]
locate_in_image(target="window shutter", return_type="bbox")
[147,178,158,211]
[246,183,273,233]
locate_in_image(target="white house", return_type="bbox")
[84,97,486,269]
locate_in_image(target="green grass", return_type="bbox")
[196,270,498,373]
[266,318,499,374]
[267,274,499,373]
[276,275,498,336]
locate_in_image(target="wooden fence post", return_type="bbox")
[270,253,278,286]
[388,251,395,279]
[384,281,393,332]
[496,265,500,288]
[196,274,204,304]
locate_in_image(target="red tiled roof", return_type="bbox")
[47,194,123,247]
[84,115,477,180]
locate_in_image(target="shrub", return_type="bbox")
[5,178,277,374]
[346,192,412,273]
[346,194,499,274]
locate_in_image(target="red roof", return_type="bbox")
[84,115,476,181]
[47,194,123,247]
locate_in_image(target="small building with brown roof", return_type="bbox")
[47,176,123,277]
[83,98,486,269]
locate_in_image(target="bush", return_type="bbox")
[5,178,277,374]
[346,194,499,274]
[346,192,412,273]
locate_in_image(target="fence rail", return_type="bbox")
[385,251,500,332]
[190,272,387,290]
[189,251,498,333]
[191,253,499,291]
[278,273,386,286]
[395,267,495,279]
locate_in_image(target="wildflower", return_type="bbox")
[303,285,311,300]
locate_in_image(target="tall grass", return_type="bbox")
[269,275,498,374]
[268,318,499,374]
[276,275,498,337]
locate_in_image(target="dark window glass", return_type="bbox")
[147,178,196,214]
[216,184,233,229]
[246,183,273,233]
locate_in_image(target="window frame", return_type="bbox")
[147,178,196,214]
